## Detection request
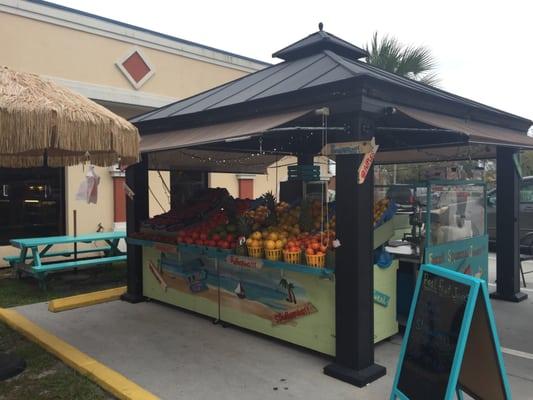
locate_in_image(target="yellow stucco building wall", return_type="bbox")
[0,0,268,264]
[0,1,331,266]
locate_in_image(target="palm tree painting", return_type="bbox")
[279,278,297,304]
[365,32,439,86]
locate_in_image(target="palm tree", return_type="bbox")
[365,32,439,86]
[279,278,297,303]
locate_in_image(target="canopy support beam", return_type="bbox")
[122,154,149,304]
[491,147,528,302]
[324,116,386,386]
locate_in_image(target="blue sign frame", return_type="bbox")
[390,264,512,400]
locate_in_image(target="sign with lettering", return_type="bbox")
[225,255,263,270]
[322,140,373,156]
[390,264,511,400]
[154,242,178,254]
[271,302,317,325]
[373,289,390,307]
[425,235,488,281]
[358,138,379,184]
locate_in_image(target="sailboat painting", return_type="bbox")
[234,282,246,299]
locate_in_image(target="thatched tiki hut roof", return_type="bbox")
[0,66,140,167]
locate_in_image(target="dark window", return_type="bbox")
[0,168,65,245]
[169,171,207,210]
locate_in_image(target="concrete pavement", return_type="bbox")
[10,255,533,399]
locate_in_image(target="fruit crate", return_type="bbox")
[247,246,264,258]
[283,250,302,264]
[306,253,326,268]
[288,165,320,181]
[265,248,282,261]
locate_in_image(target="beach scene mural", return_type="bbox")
[149,251,317,326]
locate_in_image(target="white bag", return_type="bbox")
[75,165,100,204]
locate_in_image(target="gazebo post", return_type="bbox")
[490,147,528,302]
[122,153,149,303]
[324,117,386,386]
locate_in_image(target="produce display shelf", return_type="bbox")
[128,237,334,277]
[126,237,179,253]
[262,258,334,277]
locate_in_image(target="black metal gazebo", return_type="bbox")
[124,26,533,387]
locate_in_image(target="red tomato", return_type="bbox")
[306,248,315,255]
[185,238,194,244]
[191,232,199,240]
[199,233,207,240]
[311,242,320,251]
[226,234,234,242]
[212,234,221,242]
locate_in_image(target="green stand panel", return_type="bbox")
[140,243,398,356]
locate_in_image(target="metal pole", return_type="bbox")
[73,209,78,261]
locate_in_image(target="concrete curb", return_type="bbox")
[48,286,127,312]
[0,308,159,400]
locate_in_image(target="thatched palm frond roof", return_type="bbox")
[0,66,140,167]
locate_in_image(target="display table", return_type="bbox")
[128,218,398,356]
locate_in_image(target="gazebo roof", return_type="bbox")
[272,26,369,61]
[131,29,531,133]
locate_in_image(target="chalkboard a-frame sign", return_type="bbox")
[390,264,512,400]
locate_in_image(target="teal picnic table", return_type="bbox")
[5,231,127,288]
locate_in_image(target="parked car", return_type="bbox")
[487,176,533,246]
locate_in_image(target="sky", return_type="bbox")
[55,0,533,124]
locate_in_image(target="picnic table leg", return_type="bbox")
[39,244,53,258]
[15,248,28,279]
[105,239,122,256]
[31,248,47,289]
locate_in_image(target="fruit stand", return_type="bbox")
[128,188,399,355]
[124,27,533,388]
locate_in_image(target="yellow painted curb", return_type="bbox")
[0,308,159,400]
[48,286,127,312]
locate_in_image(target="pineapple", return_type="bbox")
[262,191,278,227]
[236,215,251,256]
[299,199,313,233]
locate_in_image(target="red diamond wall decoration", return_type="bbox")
[116,48,155,89]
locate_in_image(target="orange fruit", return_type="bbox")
[275,240,284,250]
[265,240,276,250]
[268,232,278,241]
[306,248,315,255]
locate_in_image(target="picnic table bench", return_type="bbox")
[4,231,127,288]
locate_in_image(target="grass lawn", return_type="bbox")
[0,263,126,308]
[0,263,127,399]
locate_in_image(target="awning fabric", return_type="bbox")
[375,144,496,164]
[148,148,281,174]
[140,109,311,153]
[396,106,533,148]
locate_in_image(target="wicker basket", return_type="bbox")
[306,253,326,268]
[283,250,301,264]
[265,248,282,261]
[247,246,263,258]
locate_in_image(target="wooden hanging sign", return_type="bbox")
[322,139,374,156]
[390,264,511,400]
[358,138,379,184]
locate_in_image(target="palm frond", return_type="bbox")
[366,32,439,87]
